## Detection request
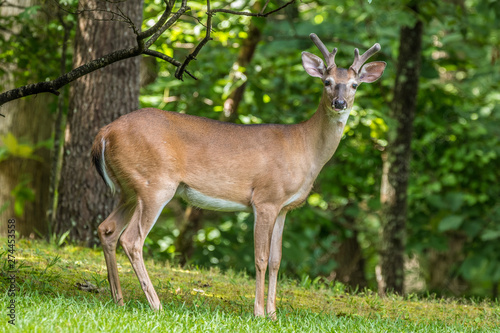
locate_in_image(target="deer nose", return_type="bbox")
[333,99,347,110]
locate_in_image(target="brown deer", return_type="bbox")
[91,33,386,318]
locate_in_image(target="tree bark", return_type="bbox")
[332,228,367,289]
[0,0,53,237]
[427,233,467,295]
[379,9,423,295]
[174,207,204,266]
[220,22,263,122]
[54,0,143,244]
[321,201,367,289]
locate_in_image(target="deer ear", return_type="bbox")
[302,52,325,78]
[359,61,386,83]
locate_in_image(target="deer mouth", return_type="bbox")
[332,100,348,111]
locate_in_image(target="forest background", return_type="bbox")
[1,0,499,300]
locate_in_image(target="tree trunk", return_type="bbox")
[55,0,143,244]
[427,233,467,295]
[332,228,367,289]
[220,22,262,122]
[379,9,423,295]
[174,207,204,266]
[322,201,367,289]
[0,0,53,238]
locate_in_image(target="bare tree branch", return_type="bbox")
[261,0,271,14]
[1,46,141,105]
[137,0,174,40]
[174,0,296,80]
[143,49,196,80]
[144,0,189,49]
[175,0,213,80]
[0,0,296,110]
[211,0,295,17]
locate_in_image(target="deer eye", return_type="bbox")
[324,79,332,86]
[352,83,358,89]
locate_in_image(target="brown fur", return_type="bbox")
[92,38,386,318]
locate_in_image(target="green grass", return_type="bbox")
[1,238,499,332]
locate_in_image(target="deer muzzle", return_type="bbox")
[333,83,348,110]
[333,99,347,110]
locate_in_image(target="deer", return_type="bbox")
[91,33,386,319]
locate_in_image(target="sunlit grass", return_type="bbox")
[1,238,499,332]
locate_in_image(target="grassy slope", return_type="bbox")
[1,238,499,332]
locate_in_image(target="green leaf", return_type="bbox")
[0,146,8,162]
[16,144,34,158]
[438,215,464,232]
[14,199,24,217]
[2,132,19,152]
[445,192,464,212]
[0,201,9,215]
[10,178,35,217]
[1,132,35,158]
[19,5,41,20]
[480,229,500,241]
[441,173,457,186]
[307,193,328,210]
[58,230,71,247]
[35,137,54,149]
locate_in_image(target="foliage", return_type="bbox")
[2,239,499,331]
[0,1,73,219]
[2,0,499,299]
[0,1,75,89]
[139,0,500,298]
[0,132,52,162]
[140,0,390,281]
[0,133,52,217]
[406,0,500,295]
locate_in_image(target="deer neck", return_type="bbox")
[304,91,351,170]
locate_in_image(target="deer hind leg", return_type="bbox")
[119,186,176,311]
[266,211,287,319]
[252,203,280,317]
[98,201,133,306]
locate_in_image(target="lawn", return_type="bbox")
[1,238,499,332]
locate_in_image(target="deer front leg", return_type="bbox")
[266,212,287,319]
[253,204,280,317]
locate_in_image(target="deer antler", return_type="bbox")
[309,33,337,70]
[350,43,381,73]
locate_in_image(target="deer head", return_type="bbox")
[302,33,386,113]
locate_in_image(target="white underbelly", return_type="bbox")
[176,185,251,212]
